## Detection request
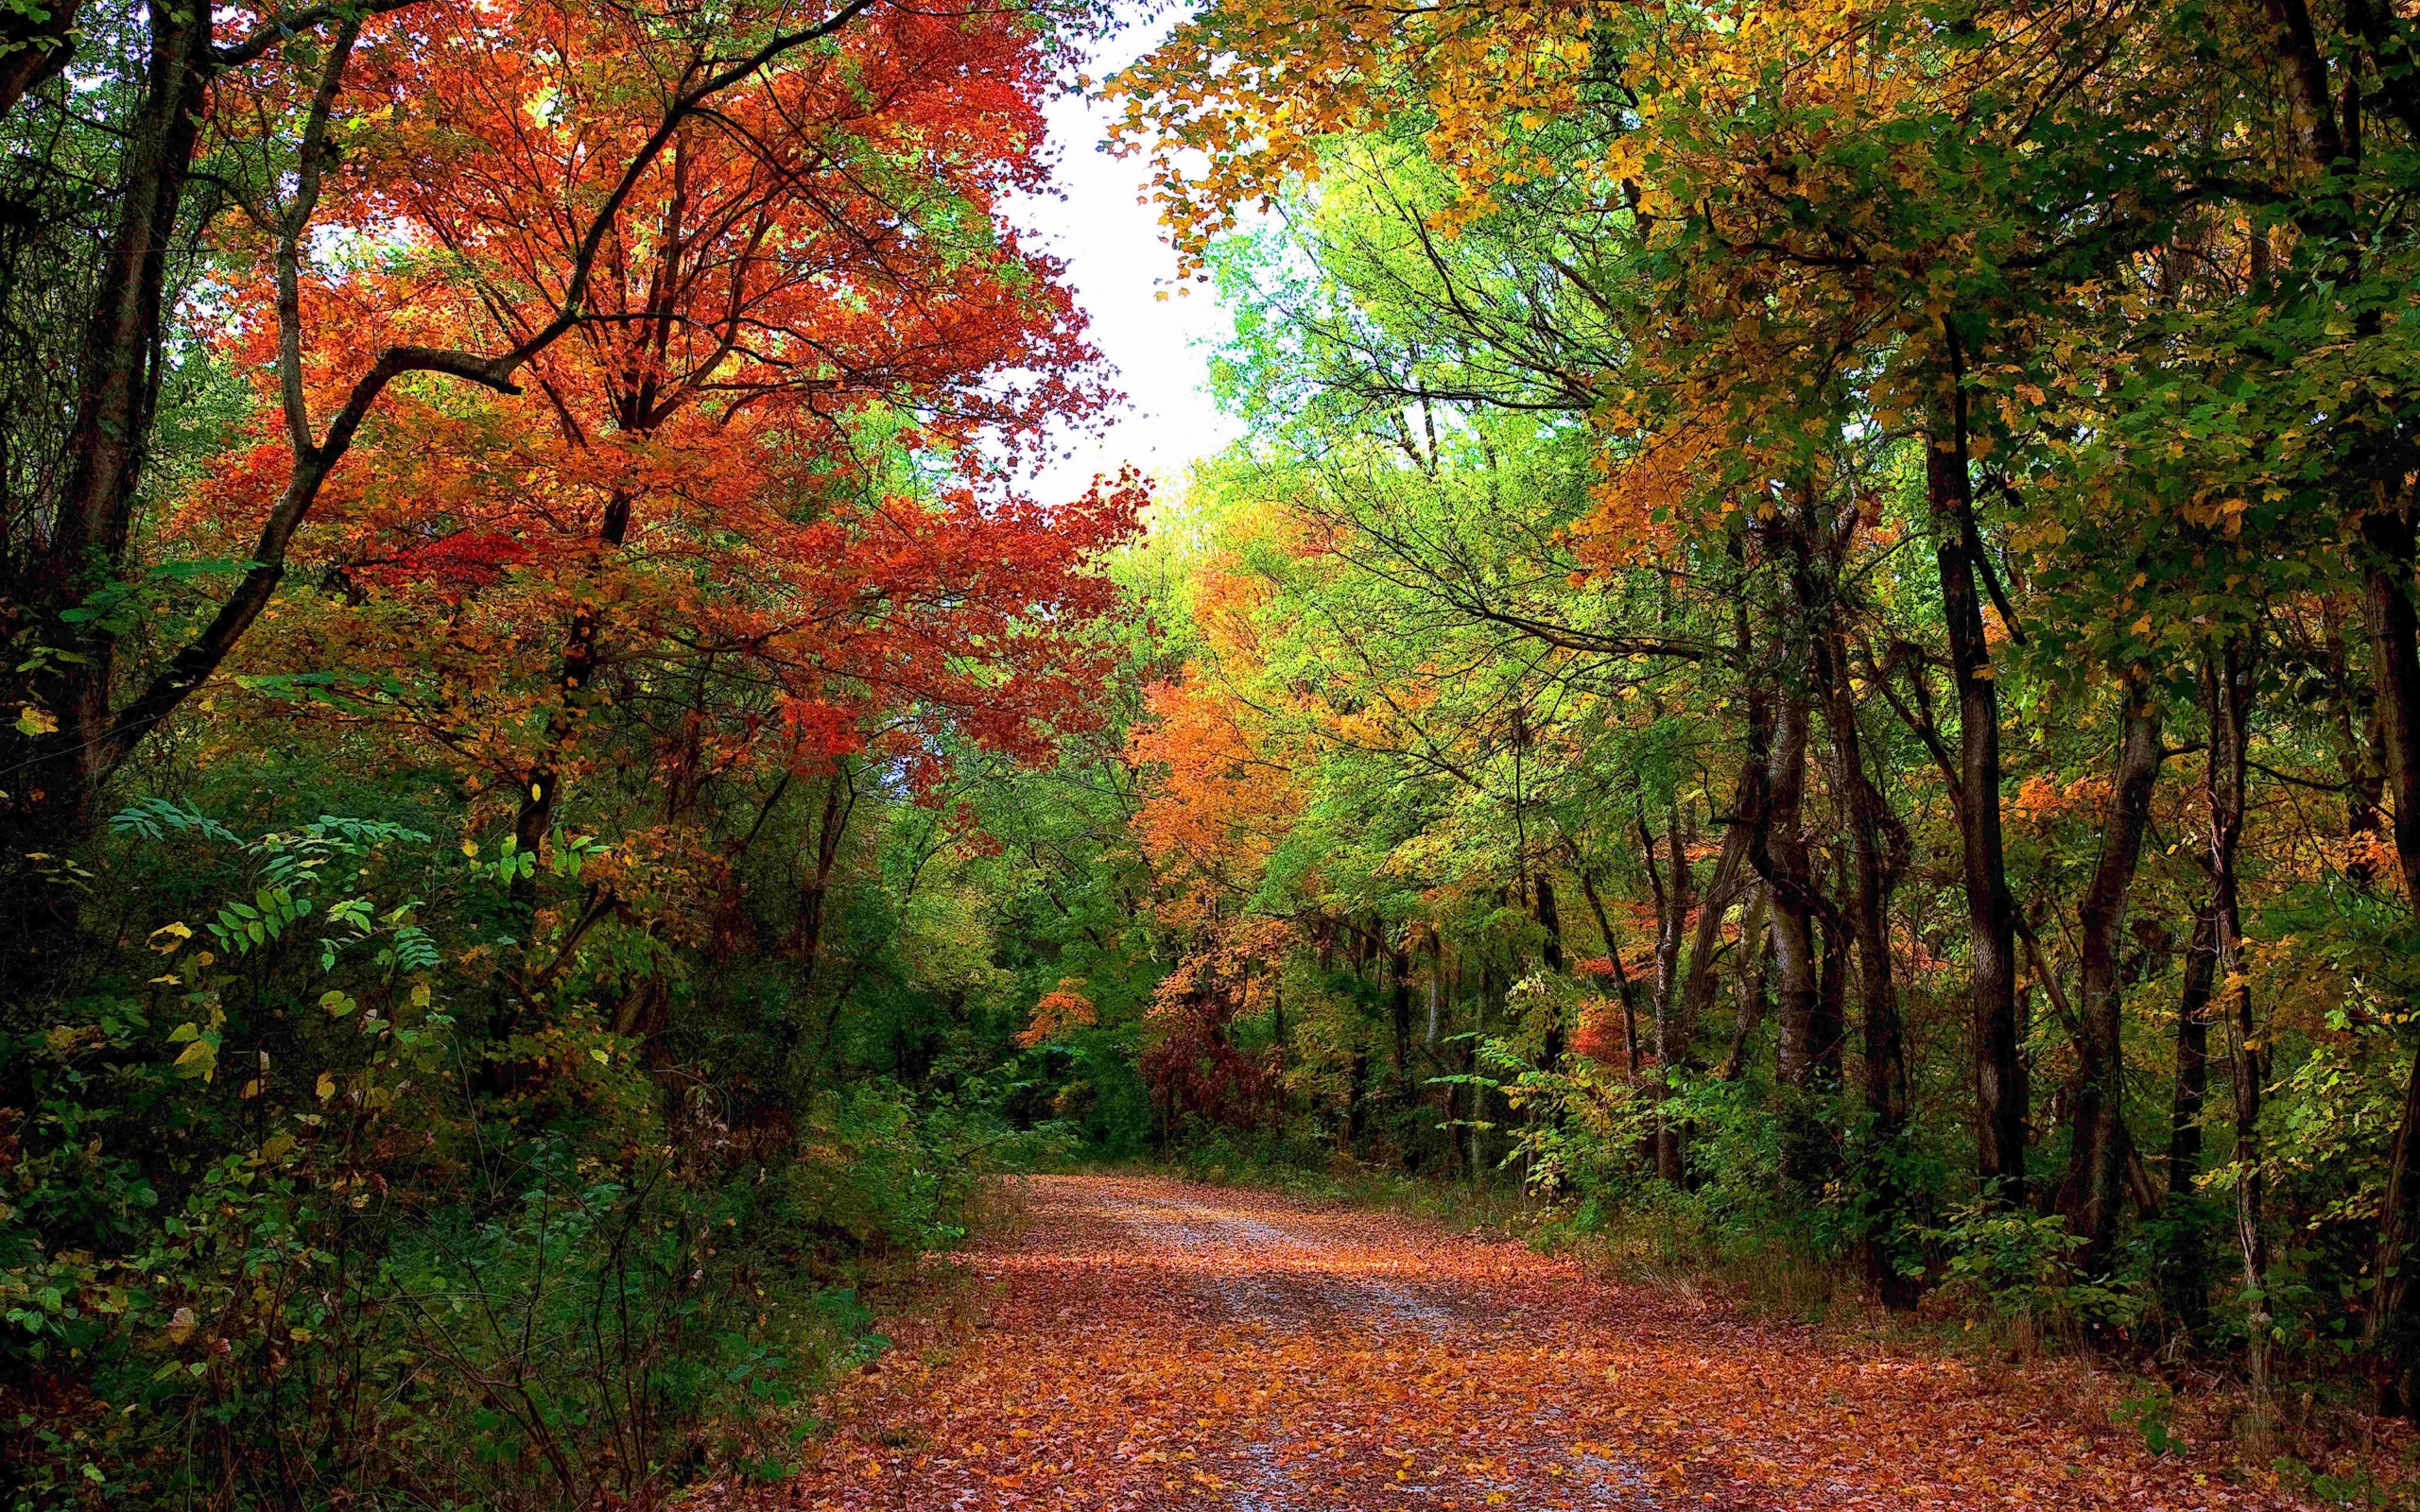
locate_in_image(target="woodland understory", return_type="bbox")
[13,0,2420,1507]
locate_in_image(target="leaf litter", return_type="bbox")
[719,1175,2325,1510]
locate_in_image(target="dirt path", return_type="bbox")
[749,1174,2308,1510]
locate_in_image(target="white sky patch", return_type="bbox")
[1011,10,1244,507]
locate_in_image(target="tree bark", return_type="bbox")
[1642,801,1691,1182]
[1720,885,1770,1083]
[1789,490,1912,1302]
[1576,865,1646,1081]
[0,0,77,121]
[1929,376,2025,1201]
[2359,497,2420,1409]
[1680,704,1772,1060]
[2205,637,2272,1408]
[2063,678,2164,1268]
[1766,693,1821,1091]
[804,763,858,1057]
[1390,933,1415,1093]
[1,0,212,982]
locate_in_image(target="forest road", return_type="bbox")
[752,1174,2299,1511]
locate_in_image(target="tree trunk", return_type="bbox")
[1763,690,1834,1185]
[1,0,212,985]
[1680,714,1772,1061]
[1789,490,1912,1302]
[1534,871,1565,973]
[1642,802,1691,1182]
[1533,875,1567,1067]
[0,0,78,120]
[804,764,858,1057]
[2063,679,2164,1267]
[1576,865,1646,1082]
[1720,886,1770,1082]
[1929,390,2025,1201]
[1390,934,1415,1094]
[1767,692,1821,1091]
[2206,637,2271,1408]
[2159,899,2220,1334]
[2359,500,2420,1408]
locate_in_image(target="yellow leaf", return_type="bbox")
[147,922,192,954]
[317,1071,337,1101]
[175,1030,215,1078]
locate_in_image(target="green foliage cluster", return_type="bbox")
[0,768,1096,1508]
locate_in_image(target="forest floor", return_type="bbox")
[731,1173,2366,1510]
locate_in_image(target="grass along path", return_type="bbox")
[735,1173,2338,1510]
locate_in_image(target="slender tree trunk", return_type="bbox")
[2063,679,2164,1267]
[1390,933,1415,1094]
[2169,902,2219,1190]
[1794,503,1912,1301]
[1426,933,1444,1049]
[1720,886,1770,1082]
[514,490,637,867]
[2206,638,2272,1408]
[1643,803,1691,1182]
[1681,717,1772,1058]
[2163,897,2215,1338]
[804,764,858,1057]
[2321,607,2388,883]
[1929,385,2025,1201]
[1765,696,1819,1083]
[1764,691,1833,1184]
[1577,866,1645,1082]
[1534,872,1566,973]
[1813,868,1850,1089]
[1533,875,1568,1067]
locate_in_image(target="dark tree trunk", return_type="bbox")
[1680,704,1772,1063]
[1788,490,1912,1303]
[1928,387,2025,1201]
[1720,886,1770,1083]
[1,0,212,985]
[0,0,77,120]
[2206,637,2271,1404]
[803,764,857,1056]
[2359,500,2420,1408]
[1576,865,1646,1081]
[2322,607,2388,884]
[2062,679,2164,1268]
[1533,874,1567,1066]
[514,486,638,871]
[1534,872,1565,973]
[2161,899,2219,1334]
[1389,934,1414,1093]
[1813,862,1850,1090]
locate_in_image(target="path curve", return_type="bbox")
[751,1174,2300,1510]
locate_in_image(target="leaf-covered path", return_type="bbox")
[755,1175,2300,1511]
